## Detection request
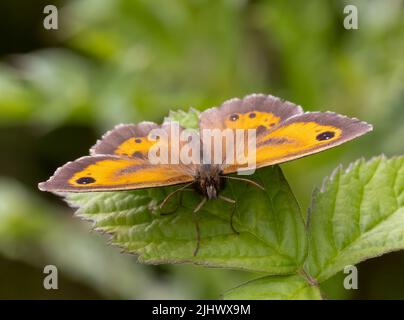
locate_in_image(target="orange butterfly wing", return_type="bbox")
[199,94,303,166]
[199,94,372,173]
[38,155,193,192]
[200,94,303,131]
[90,122,160,158]
[224,111,372,174]
[39,121,195,192]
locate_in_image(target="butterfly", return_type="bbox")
[39,94,372,254]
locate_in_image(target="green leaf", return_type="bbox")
[168,108,200,129]
[66,165,307,274]
[305,156,404,282]
[222,275,322,300]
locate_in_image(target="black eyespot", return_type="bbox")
[132,151,143,157]
[135,138,142,143]
[76,177,96,184]
[316,131,335,141]
[229,114,239,121]
[249,112,256,118]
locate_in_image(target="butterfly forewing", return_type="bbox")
[39,121,197,193]
[38,155,194,192]
[222,111,372,174]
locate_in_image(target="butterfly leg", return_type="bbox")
[159,189,195,216]
[192,197,207,256]
[159,182,194,215]
[219,195,239,235]
[160,191,183,216]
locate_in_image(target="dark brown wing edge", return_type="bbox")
[90,121,159,155]
[199,93,304,130]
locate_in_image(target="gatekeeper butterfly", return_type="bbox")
[39,94,372,254]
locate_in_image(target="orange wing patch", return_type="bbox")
[224,111,280,130]
[114,136,157,158]
[199,94,303,131]
[90,122,160,158]
[255,122,342,164]
[38,155,194,192]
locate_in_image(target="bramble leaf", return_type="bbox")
[168,108,200,129]
[305,156,404,282]
[66,165,307,274]
[222,275,322,300]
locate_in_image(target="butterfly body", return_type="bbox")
[193,165,224,200]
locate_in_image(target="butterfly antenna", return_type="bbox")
[220,175,265,190]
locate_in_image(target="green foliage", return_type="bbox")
[168,108,200,130]
[66,147,404,299]
[222,275,322,300]
[67,165,307,274]
[306,156,404,282]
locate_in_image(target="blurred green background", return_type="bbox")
[0,0,403,299]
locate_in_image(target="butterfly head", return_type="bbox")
[195,165,224,200]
